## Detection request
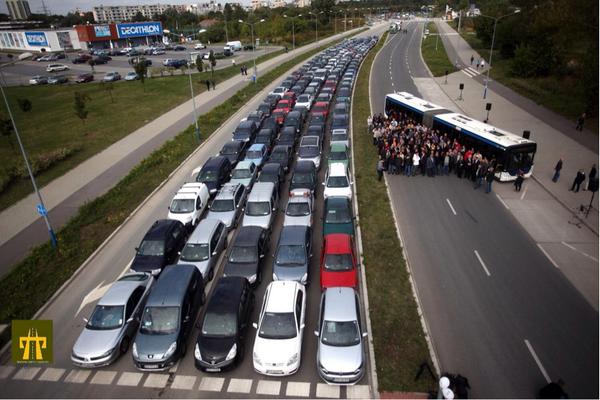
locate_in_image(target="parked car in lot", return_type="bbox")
[252,280,306,376]
[297,144,322,170]
[244,143,268,169]
[323,163,353,199]
[47,74,68,84]
[315,287,367,384]
[194,276,254,372]
[223,226,270,286]
[272,225,312,284]
[330,128,350,149]
[233,120,259,143]
[290,160,317,194]
[75,73,94,83]
[177,218,227,282]
[194,156,233,195]
[167,182,210,228]
[328,143,350,169]
[130,219,187,275]
[230,160,258,190]
[323,197,354,236]
[132,264,205,371]
[72,55,92,64]
[267,145,293,172]
[284,189,314,227]
[103,71,121,82]
[207,183,246,230]
[194,43,207,50]
[257,163,284,191]
[320,234,358,289]
[72,272,154,368]
[242,182,278,230]
[254,128,277,153]
[46,63,69,72]
[295,94,314,110]
[125,72,140,81]
[219,140,246,167]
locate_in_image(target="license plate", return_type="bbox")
[144,364,159,369]
[267,369,282,375]
[205,368,221,372]
[335,377,350,383]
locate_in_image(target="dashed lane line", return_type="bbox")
[63,369,91,384]
[520,185,528,200]
[474,250,492,277]
[171,374,196,390]
[227,378,253,394]
[347,385,371,399]
[143,373,169,388]
[560,241,599,262]
[286,381,311,397]
[495,193,510,210]
[524,339,551,383]
[316,382,340,398]
[536,243,560,269]
[446,198,457,215]
[198,376,225,392]
[0,365,15,379]
[13,367,41,380]
[256,380,282,396]
[117,371,144,387]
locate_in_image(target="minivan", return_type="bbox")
[207,183,246,230]
[195,156,233,195]
[242,182,278,230]
[177,218,227,283]
[132,264,205,371]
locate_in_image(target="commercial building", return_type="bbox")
[6,0,31,20]
[75,21,164,50]
[93,4,186,23]
[0,29,81,52]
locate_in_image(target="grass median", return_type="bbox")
[0,28,367,346]
[421,22,457,77]
[353,33,437,392]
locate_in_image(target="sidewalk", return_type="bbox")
[413,19,598,309]
[0,26,366,274]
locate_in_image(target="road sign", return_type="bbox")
[36,203,47,217]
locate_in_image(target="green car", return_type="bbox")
[328,143,349,169]
[323,196,354,236]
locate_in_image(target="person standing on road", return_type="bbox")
[570,169,586,192]
[205,79,211,91]
[470,55,474,65]
[552,158,563,182]
[232,58,236,67]
[376,157,385,181]
[211,80,216,90]
[514,170,524,191]
[480,59,485,69]
[485,167,495,193]
[576,112,586,131]
[586,163,597,190]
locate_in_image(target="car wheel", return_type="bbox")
[119,336,130,354]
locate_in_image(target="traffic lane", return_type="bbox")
[386,175,598,397]
[405,21,430,78]
[390,21,426,91]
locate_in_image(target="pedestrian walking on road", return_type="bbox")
[586,163,597,190]
[376,157,385,181]
[514,170,524,191]
[211,80,216,90]
[570,169,586,192]
[476,58,480,69]
[485,167,495,193]
[240,66,244,76]
[576,112,586,131]
[470,55,474,65]
[552,158,563,182]
[205,79,211,91]
[232,58,236,67]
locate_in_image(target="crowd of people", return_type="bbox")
[369,111,499,193]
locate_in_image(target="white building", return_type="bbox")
[0,29,81,52]
[6,0,31,20]
[295,0,310,7]
[187,1,223,15]
[93,4,187,23]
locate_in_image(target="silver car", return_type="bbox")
[315,287,367,385]
[230,160,258,190]
[177,218,227,282]
[284,189,313,227]
[71,273,154,368]
[297,145,322,170]
[207,183,246,230]
[272,225,311,285]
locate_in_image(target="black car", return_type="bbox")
[268,145,293,172]
[92,56,108,64]
[131,219,187,274]
[75,73,94,83]
[219,140,246,167]
[257,162,285,191]
[261,116,280,135]
[223,226,270,286]
[309,112,326,126]
[233,120,258,143]
[264,94,281,108]
[338,87,352,97]
[72,56,91,64]
[246,111,265,128]
[173,45,187,51]
[194,276,254,372]
[276,128,297,150]
[306,124,325,141]
[290,160,317,194]
[253,128,276,153]
[196,156,233,195]
[257,102,273,117]
[331,113,349,130]
[283,111,304,134]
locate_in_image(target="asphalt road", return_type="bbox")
[370,22,598,398]
[0,24,386,399]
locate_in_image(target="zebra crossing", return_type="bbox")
[462,66,482,78]
[0,365,372,398]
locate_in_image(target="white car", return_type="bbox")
[323,163,353,199]
[46,63,69,72]
[152,48,165,55]
[124,72,139,81]
[253,281,306,376]
[269,86,287,97]
[283,189,313,227]
[194,43,206,50]
[295,94,314,111]
[167,183,210,228]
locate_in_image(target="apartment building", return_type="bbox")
[93,4,186,23]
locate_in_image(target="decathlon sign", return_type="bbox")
[116,22,163,38]
[25,31,48,46]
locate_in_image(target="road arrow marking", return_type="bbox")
[76,281,111,316]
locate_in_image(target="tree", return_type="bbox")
[195,56,204,73]
[73,92,90,126]
[131,11,146,22]
[134,58,148,90]
[17,98,32,113]
[88,58,96,73]
[0,114,14,151]
[208,51,216,78]
[103,82,115,103]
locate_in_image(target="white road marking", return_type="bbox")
[119,257,135,277]
[90,370,117,385]
[391,82,394,87]
[198,377,225,392]
[561,241,599,262]
[143,373,169,388]
[525,339,551,383]
[316,382,340,398]
[76,280,111,316]
[446,198,457,215]
[117,372,143,387]
[474,250,492,277]
[171,375,196,390]
[168,360,179,373]
[347,385,372,399]
[256,380,282,395]
[0,365,15,379]
[64,369,91,383]
[537,243,560,269]
[286,381,311,397]
[12,367,41,380]
[227,378,253,393]
[496,194,510,210]
[520,185,528,200]
[38,367,66,382]
[462,69,475,78]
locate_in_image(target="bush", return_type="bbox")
[14,146,81,179]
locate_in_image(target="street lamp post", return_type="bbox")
[238,19,264,83]
[283,14,301,51]
[0,52,58,248]
[480,9,521,99]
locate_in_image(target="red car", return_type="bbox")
[320,234,358,290]
[282,91,297,107]
[276,99,293,112]
[311,101,330,118]
[324,79,337,89]
[272,108,289,125]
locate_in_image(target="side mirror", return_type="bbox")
[212,251,217,256]
[314,330,319,336]
[177,251,181,255]
[272,207,276,211]
[252,322,258,329]
[300,323,305,330]
[126,317,134,324]
[135,247,139,252]
[362,332,368,338]
[82,317,89,323]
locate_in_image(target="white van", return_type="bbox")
[226,40,243,51]
[168,183,210,228]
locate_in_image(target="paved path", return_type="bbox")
[0,27,364,276]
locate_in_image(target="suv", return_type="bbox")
[233,120,258,142]
[323,163,352,199]
[131,219,187,275]
[167,183,210,229]
[219,140,246,167]
[207,183,246,230]
[194,156,233,195]
[272,225,312,284]
[178,218,227,282]
[223,226,270,286]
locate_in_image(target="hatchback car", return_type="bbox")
[194,276,254,372]
[268,145,293,172]
[257,162,284,191]
[244,143,268,169]
[230,160,258,190]
[320,234,358,289]
[177,218,227,282]
[233,120,258,142]
[194,156,233,195]
[284,189,314,227]
[298,145,322,170]
[290,160,317,194]
[219,140,246,167]
[295,94,313,110]
[331,128,350,149]
[207,183,246,230]
[315,287,367,384]
[311,101,330,118]
[46,63,69,72]
[272,225,312,285]
[131,219,187,275]
[323,163,353,199]
[252,281,306,376]
[223,226,270,286]
[103,71,121,82]
[48,74,68,84]
[125,72,140,81]
[28,75,48,85]
[75,73,94,83]
[72,273,153,368]
[254,128,277,152]
[323,197,354,236]
[328,143,350,169]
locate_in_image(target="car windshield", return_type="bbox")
[299,146,319,158]
[221,147,238,156]
[210,198,234,212]
[138,239,164,256]
[298,95,310,102]
[140,306,179,335]
[313,105,327,112]
[293,172,313,185]
[246,201,270,216]
[246,151,262,159]
[327,176,349,188]
[229,245,257,263]
[202,312,237,337]
[198,169,218,182]
[326,204,351,223]
[232,169,252,179]
[180,243,209,262]
[325,253,353,271]
[286,202,310,217]
[302,138,318,146]
[332,133,348,142]
[276,244,306,265]
[87,305,124,330]
[259,312,297,339]
[321,320,360,346]
[330,151,347,161]
[170,198,194,213]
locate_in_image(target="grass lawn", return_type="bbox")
[421,22,457,77]
[353,33,437,392]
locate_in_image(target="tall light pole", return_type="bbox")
[308,11,324,43]
[238,19,264,83]
[187,28,205,143]
[283,14,301,51]
[480,9,521,99]
[0,52,57,248]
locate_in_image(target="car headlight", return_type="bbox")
[225,343,237,361]
[318,361,329,374]
[248,274,257,284]
[99,348,114,358]
[132,342,138,358]
[194,343,202,361]
[301,273,308,284]
[163,342,177,359]
[253,351,262,366]
[286,352,299,366]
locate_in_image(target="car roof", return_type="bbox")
[146,264,197,307]
[248,143,266,151]
[205,276,247,315]
[144,219,180,240]
[261,163,282,173]
[247,182,275,202]
[272,145,290,153]
[187,218,221,244]
[328,163,347,177]
[323,287,358,321]
[223,141,243,150]
[326,196,351,208]
[98,279,143,306]
[235,160,254,169]
[324,233,352,253]
[330,142,348,151]
[279,225,308,245]
[265,281,299,313]
[203,156,228,169]
[234,226,264,246]
[215,182,241,199]
[238,120,256,128]
[295,160,316,172]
